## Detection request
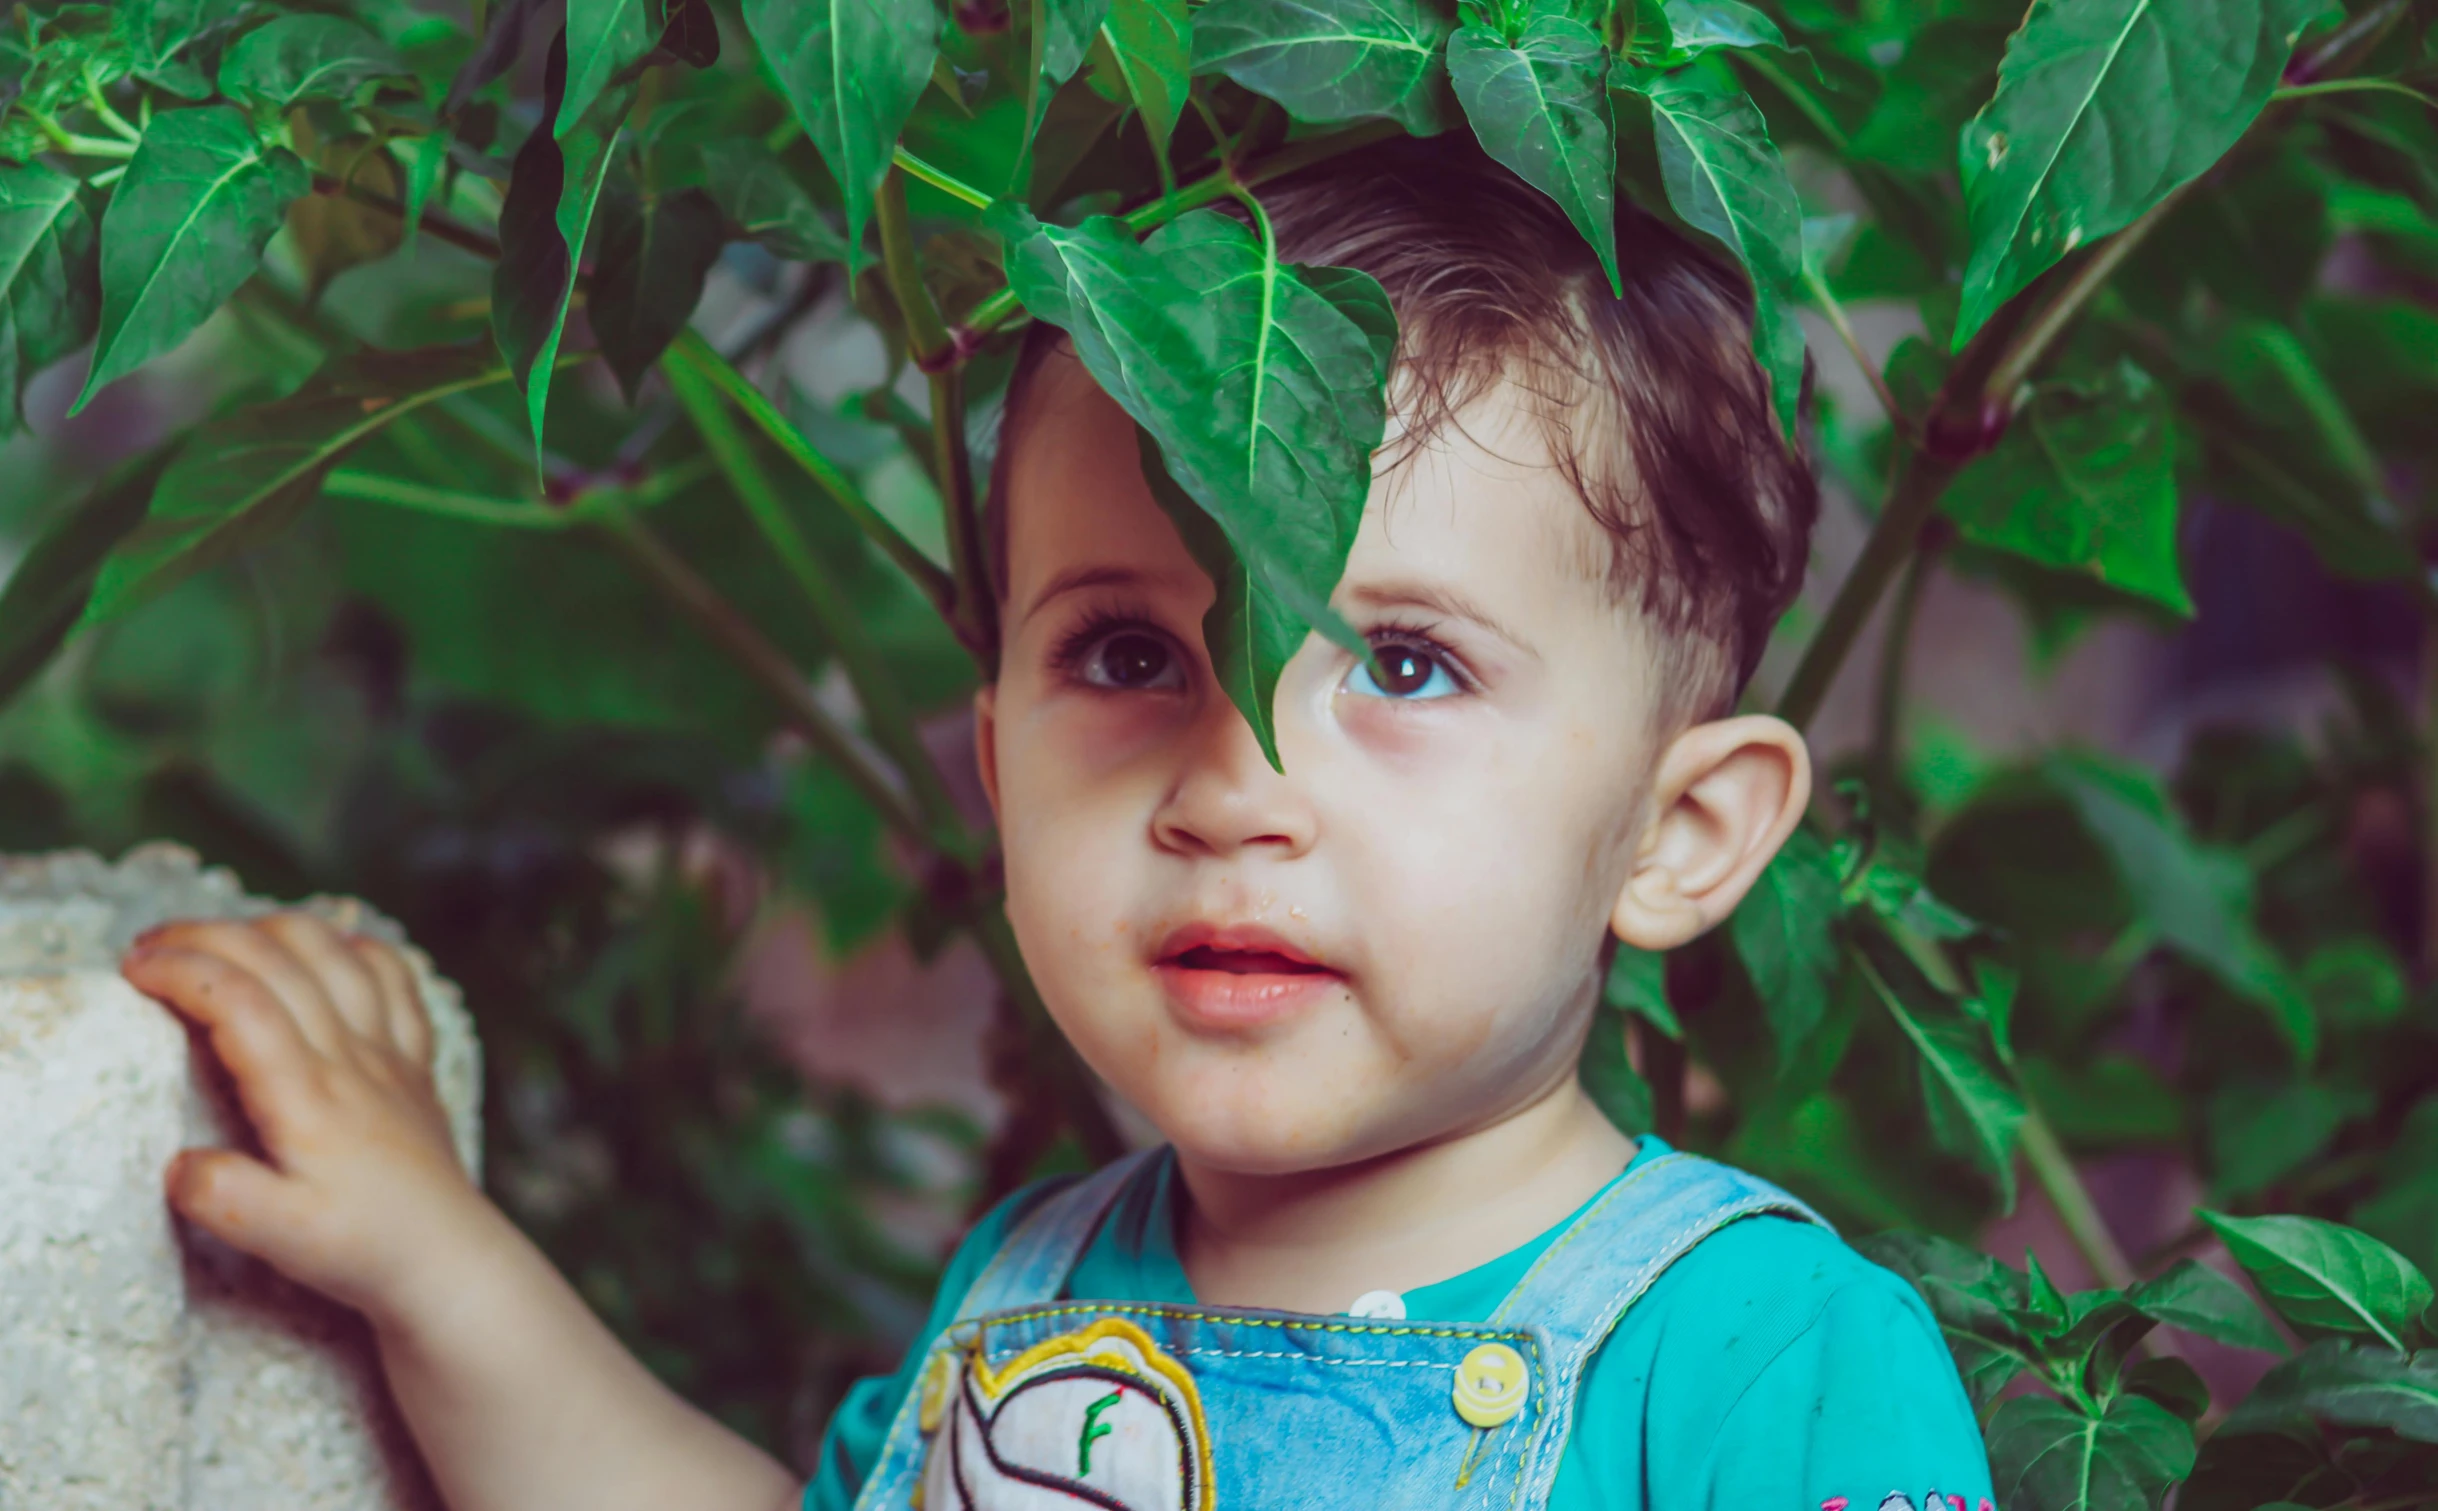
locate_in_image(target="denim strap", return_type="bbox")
[1489,1149,1831,1506]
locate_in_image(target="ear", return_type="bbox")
[973,683,1003,825]
[1610,714,1811,952]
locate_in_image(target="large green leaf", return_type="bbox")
[1100,0,1191,169]
[1656,0,1791,56]
[1729,825,1842,1061]
[83,343,511,626]
[2048,753,2315,1059]
[2126,1257,2287,1353]
[1449,11,1618,292]
[2224,1340,2438,1443]
[591,185,725,402]
[697,140,846,265]
[117,0,248,80]
[2202,1211,2434,1350]
[492,32,631,467]
[1191,0,1455,135]
[1604,943,1680,1036]
[1862,947,2027,1207]
[0,447,175,708]
[743,0,936,280]
[1941,361,2192,616]
[563,0,658,136]
[1987,1393,2196,1511]
[996,206,1394,766]
[1623,66,1806,434]
[0,161,97,430]
[71,105,309,412]
[215,14,413,108]
[1954,0,2327,346]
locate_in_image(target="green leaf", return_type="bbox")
[1101,0,1191,170]
[1579,1005,1654,1134]
[83,342,514,626]
[1729,826,1842,1061]
[1604,943,1680,1037]
[1861,947,2027,1207]
[2048,752,2315,1060]
[1657,0,1791,56]
[592,186,724,403]
[215,15,413,107]
[0,446,176,708]
[71,105,309,413]
[1986,1393,2196,1511]
[0,161,98,431]
[491,32,631,468]
[1191,0,1455,135]
[2224,1340,2438,1444]
[743,0,937,280]
[2128,1257,2287,1353]
[1954,0,2327,346]
[2122,1355,2212,1421]
[117,0,248,77]
[1449,11,1617,293]
[2025,1248,2072,1332]
[1026,0,1117,171]
[1624,66,1807,435]
[2202,1211,2435,1350]
[563,0,658,136]
[1940,360,2192,616]
[697,140,846,265]
[996,205,1393,766]
[2208,1078,2362,1200]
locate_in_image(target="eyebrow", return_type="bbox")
[1020,563,1194,627]
[1343,579,1538,656]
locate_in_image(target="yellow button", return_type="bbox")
[1452,1342,1529,1429]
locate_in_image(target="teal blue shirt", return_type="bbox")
[805,1138,1993,1511]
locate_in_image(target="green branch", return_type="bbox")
[2018,1104,2137,1290]
[311,171,504,261]
[893,146,991,210]
[661,330,953,611]
[877,167,954,365]
[664,351,975,856]
[322,456,713,526]
[1776,449,1960,730]
[592,514,935,847]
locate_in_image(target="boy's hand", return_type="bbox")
[123,914,494,1325]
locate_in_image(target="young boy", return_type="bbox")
[120,137,1995,1511]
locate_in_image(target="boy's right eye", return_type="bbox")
[1074,628,1185,692]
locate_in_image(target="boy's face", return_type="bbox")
[978,349,1674,1175]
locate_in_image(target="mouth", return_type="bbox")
[1151,924,1343,1029]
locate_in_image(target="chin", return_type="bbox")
[1121,1063,1399,1177]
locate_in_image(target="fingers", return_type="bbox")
[348,936,434,1069]
[123,945,318,1096]
[138,919,348,1057]
[167,1147,317,1257]
[257,913,386,1041]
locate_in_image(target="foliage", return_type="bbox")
[1,0,2436,1495]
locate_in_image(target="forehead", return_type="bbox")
[1000,346,1631,638]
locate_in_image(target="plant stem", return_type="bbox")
[592,515,933,846]
[1776,448,1960,731]
[665,352,975,856]
[2274,77,2438,107]
[929,364,998,668]
[663,330,954,610]
[326,457,715,526]
[877,167,954,366]
[2018,1104,2136,1290]
[1870,544,1931,782]
[1978,186,2189,408]
[1803,263,1908,438]
[83,75,143,143]
[893,146,992,210]
[311,171,504,261]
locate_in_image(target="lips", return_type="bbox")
[1151,922,1343,1030]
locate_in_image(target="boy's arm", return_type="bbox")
[122,914,801,1511]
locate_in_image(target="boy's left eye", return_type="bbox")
[1345,643,1460,701]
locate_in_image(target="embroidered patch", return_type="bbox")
[918,1316,1215,1511]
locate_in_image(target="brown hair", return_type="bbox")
[985,133,1819,726]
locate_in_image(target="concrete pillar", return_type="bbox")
[0,846,481,1511]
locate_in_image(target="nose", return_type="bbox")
[1149,696,1319,860]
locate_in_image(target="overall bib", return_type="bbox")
[850,1147,1831,1511]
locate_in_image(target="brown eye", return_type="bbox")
[1348,642,1459,700]
[1083,630,1182,691]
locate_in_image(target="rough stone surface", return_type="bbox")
[0,846,480,1511]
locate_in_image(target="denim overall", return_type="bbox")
[851,1147,1829,1511]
